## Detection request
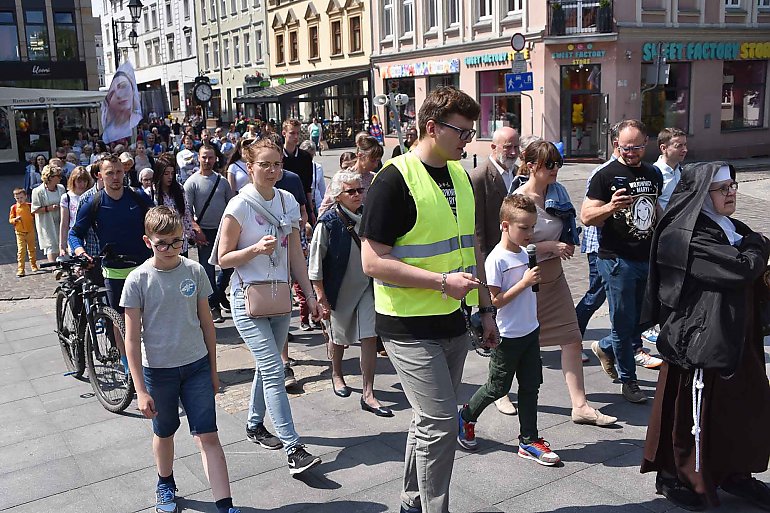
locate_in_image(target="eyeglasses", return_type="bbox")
[709,181,739,196]
[149,238,185,251]
[254,161,283,170]
[544,160,563,170]
[436,120,476,142]
[342,187,365,196]
[617,144,647,153]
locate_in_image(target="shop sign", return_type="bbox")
[464,50,531,68]
[2,61,87,80]
[642,41,770,62]
[381,59,460,79]
[551,43,606,65]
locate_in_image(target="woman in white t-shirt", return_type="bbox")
[216,138,323,475]
[58,166,93,256]
[225,139,251,193]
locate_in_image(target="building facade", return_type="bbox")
[0,0,101,167]
[194,0,270,123]
[100,0,200,120]
[369,0,770,161]
[234,0,373,137]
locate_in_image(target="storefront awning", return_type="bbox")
[235,69,369,104]
[0,87,106,108]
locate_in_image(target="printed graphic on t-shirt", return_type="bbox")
[435,180,457,215]
[611,178,658,240]
[180,278,196,297]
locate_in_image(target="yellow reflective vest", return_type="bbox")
[373,152,478,317]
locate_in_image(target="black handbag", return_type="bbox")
[759,268,770,337]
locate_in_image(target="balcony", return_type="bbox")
[548,0,615,36]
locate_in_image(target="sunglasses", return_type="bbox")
[544,160,563,170]
[342,187,365,196]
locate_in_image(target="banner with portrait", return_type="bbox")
[101,61,142,144]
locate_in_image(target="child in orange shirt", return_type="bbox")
[9,188,38,277]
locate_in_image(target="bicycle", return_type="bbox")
[43,252,136,413]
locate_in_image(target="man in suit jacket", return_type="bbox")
[470,126,520,261]
[469,126,520,416]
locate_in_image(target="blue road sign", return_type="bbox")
[505,72,534,93]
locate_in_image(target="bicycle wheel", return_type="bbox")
[55,289,85,378]
[85,306,135,413]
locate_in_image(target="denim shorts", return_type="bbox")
[143,355,218,438]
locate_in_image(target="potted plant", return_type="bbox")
[597,0,613,33]
[551,2,566,36]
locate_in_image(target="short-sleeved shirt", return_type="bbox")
[276,169,307,207]
[183,171,234,229]
[227,160,250,192]
[359,162,469,340]
[282,146,314,194]
[60,191,80,229]
[485,244,539,339]
[586,159,663,261]
[120,257,212,368]
[224,186,301,288]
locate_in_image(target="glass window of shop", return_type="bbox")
[721,60,767,131]
[55,12,79,61]
[478,70,521,139]
[384,78,416,133]
[428,74,459,90]
[0,11,19,61]
[641,63,690,136]
[25,10,50,61]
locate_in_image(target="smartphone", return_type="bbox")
[612,176,630,194]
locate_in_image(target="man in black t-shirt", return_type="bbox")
[281,119,314,224]
[360,87,498,513]
[581,119,662,404]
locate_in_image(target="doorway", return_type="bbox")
[560,64,602,158]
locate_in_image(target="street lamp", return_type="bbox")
[112,0,143,68]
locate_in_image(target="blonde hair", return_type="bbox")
[41,164,62,184]
[144,206,182,236]
[67,166,93,190]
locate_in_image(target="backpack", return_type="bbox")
[88,187,151,230]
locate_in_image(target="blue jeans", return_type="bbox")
[143,355,218,438]
[597,257,648,383]
[231,288,299,453]
[575,253,607,335]
[198,228,234,309]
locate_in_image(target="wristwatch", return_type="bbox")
[479,306,496,315]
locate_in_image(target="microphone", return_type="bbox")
[526,244,539,293]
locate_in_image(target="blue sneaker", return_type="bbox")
[457,406,477,451]
[155,482,177,513]
[518,438,560,466]
[228,509,242,513]
[642,326,659,344]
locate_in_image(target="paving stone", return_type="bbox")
[0,456,86,510]
[1,487,102,513]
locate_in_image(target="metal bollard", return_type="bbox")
[473,154,477,168]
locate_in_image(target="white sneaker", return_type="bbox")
[494,395,517,415]
[634,350,663,369]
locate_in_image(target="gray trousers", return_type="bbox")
[381,333,469,513]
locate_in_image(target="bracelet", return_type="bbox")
[440,272,447,300]
[479,306,496,315]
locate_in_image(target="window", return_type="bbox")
[478,70,522,138]
[331,20,342,54]
[201,0,207,22]
[54,12,79,61]
[447,0,460,25]
[231,0,237,12]
[203,42,210,69]
[759,0,770,7]
[184,0,190,19]
[724,0,741,6]
[275,33,285,64]
[25,10,50,61]
[641,63,691,135]
[233,35,240,65]
[478,0,492,19]
[385,78,416,134]
[166,1,173,24]
[426,0,438,30]
[244,32,250,63]
[153,38,161,63]
[256,29,263,60]
[721,60,766,130]
[221,0,227,17]
[402,0,414,34]
[242,0,248,8]
[350,16,361,52]
[213,40,219,68]
[429,74,459,90]
[507,0,523,13]
[383,0,393,38]
[185,31,193,56]
[167,34,175,60]
[223,38,230,67]
[150,5,158,29]
[210,0,216,20]
[145,41,153,65]
[144,8,149,30]
[308,25,319,59]
[289,30,298,62]
[254,0,261,7]
[0,11,19,61]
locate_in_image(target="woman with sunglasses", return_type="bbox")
[308,172,392,416]
[317,135,383,216]
[152,153,195,256]
[514,141,617,427]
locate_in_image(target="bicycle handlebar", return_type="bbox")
[39,261,59,268]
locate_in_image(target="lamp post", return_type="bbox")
[112,0,143,68]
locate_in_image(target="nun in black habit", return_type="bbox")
[640,162,770,511]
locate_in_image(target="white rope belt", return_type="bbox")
[691,367,705,473]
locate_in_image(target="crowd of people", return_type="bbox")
[6,86,769,513]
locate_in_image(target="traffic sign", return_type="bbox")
[510,32,526,52]
[505,72,533,93]
[511,53,527,73]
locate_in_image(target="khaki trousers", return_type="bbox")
[15,231,37,274]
